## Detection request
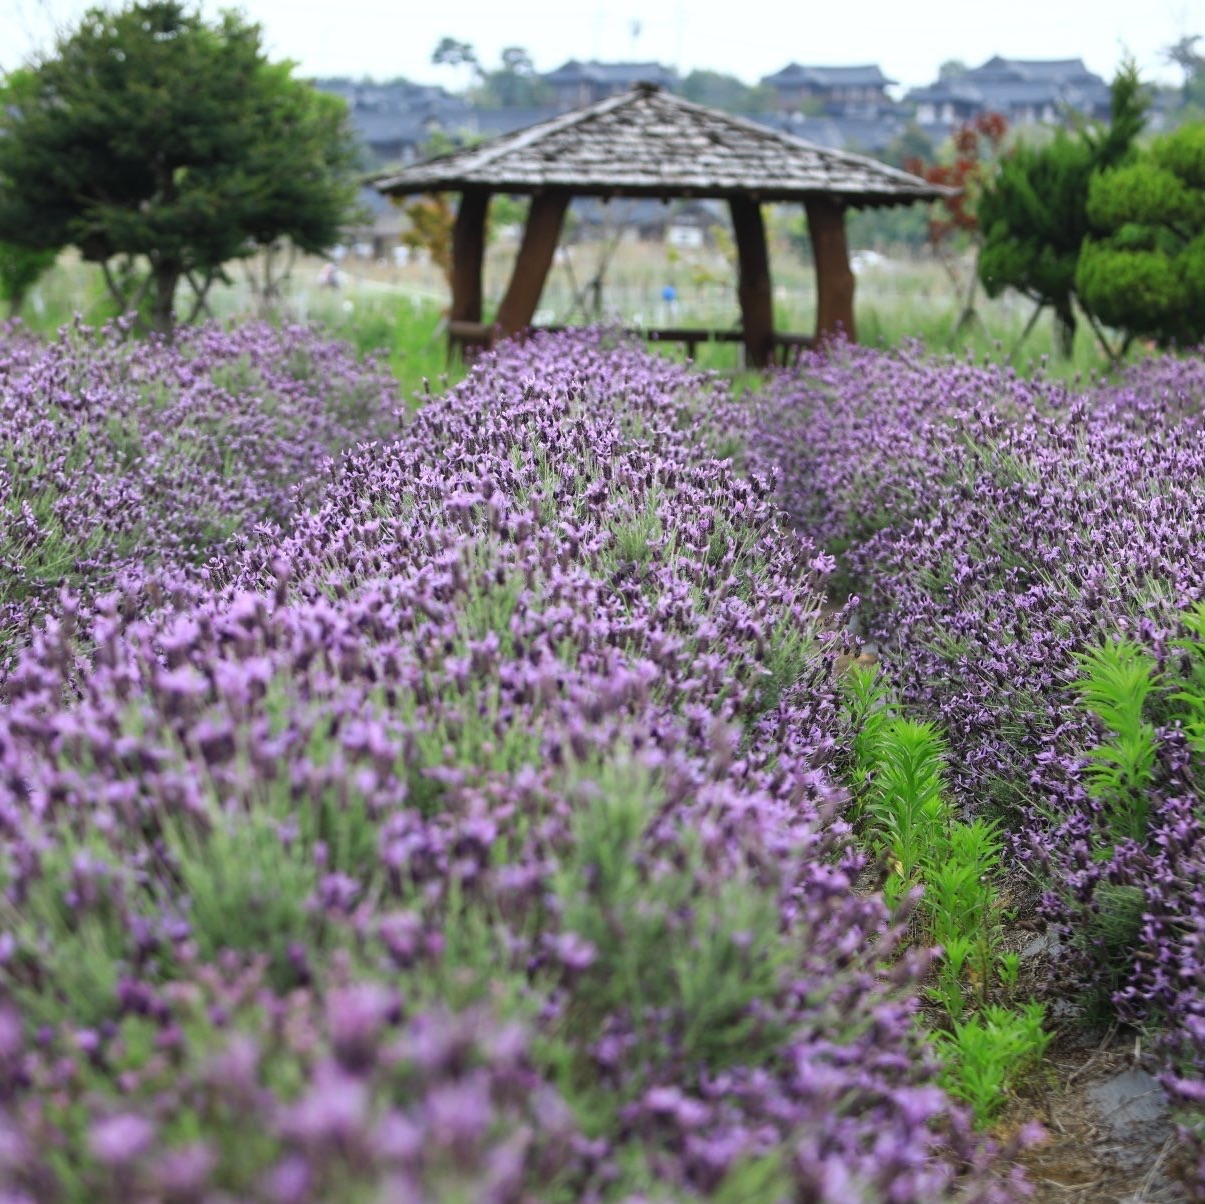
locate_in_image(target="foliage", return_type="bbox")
[844,666,1047,1124]
[978,130,1096,354]
[0,1,360,337]
[306,292,456,402]
[1077,121,1205,347]
[399,194,456,288]
[934,1005,1049,1127]
[430,37,551,108]
[882,122,938,172]
[907,113,1010,246]
[977,62,1147,357]
[0,242,56,318]
[477,46,552,109]
[1165,35,1205,117]
[1074,640,1161,844]
[0,72,61,318]
[680,70,774,113]
[431,36,478,72]
[903,112,1009,336]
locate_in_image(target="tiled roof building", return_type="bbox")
[906,57,1111,131]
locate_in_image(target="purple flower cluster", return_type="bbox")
[0,319,400,669]
[750,341,1205,1132]
[0,329,1021,1200]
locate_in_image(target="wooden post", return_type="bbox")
[805,196,856,343]
[495,191,570,336]
[729,196,773,369]
[450,187,489,324]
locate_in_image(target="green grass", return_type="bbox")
[12,254,463,406]
[12,246,1135,395]
[300,290,465,405]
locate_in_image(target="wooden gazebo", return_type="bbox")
[376,83,950,368]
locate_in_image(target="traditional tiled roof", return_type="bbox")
[972,56,1098,84]
[906,56,1112,119]
[541,60,678,88]
[376,84,948,207]
[761,63,896,89]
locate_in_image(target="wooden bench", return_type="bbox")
[644,327,813,367]
[447,320,813,367]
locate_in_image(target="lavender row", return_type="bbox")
[0,318,401,672]
[749,342,1205,1135]
[0,330,1019,1201]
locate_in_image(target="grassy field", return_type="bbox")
[15,230,1125,389]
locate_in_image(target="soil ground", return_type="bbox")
[1005,931,1190,1203]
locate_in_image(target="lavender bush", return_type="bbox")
[750,340,1205,1169]
[0,329,1025,1200]
[0,318,400,670]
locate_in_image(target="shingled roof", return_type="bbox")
[375,83,949,208]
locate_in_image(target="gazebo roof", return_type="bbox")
[375,83,949,208]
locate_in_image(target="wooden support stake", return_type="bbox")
[496,191,570,336]
[450,188,490,324]
[729,196,774,369]
[805,196,856,343]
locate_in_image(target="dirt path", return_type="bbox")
[1005,934,1188,1203]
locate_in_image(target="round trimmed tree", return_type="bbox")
[1077,121,1205,348]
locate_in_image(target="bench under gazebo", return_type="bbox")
[376,83,949,368]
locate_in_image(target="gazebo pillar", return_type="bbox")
[805,196,856,343]
[496,191,570,336]
[729,196,774,369]
[450,187,490,324]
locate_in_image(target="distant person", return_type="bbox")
[660,279,679,322]
[318,262,340,289]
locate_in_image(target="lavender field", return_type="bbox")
[1,319,1203,1200]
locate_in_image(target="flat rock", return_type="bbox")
[1087,1067,1169,1131]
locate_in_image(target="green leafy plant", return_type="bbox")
[0,3,360,337]
[166,807,321,992]
[842,664,1048,1121]
[1078,121,1205,349]
[1066,605,1205,999]
[934,1002,1050,1126]
[978,60,1147,360]
[1074,637,1160,846]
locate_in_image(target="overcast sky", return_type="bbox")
[1,0,1197,92]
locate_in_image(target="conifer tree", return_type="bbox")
[977,63,1146,358]
[0,2,360,337]
[1077,122,1205,348]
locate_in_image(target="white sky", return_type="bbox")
[1,0,1197,92]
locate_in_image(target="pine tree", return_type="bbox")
[0,2,360,337]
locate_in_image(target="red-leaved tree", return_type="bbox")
[905,111,1008,338]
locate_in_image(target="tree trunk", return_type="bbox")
[151,264,180,339]
[1054,297,1076,359]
